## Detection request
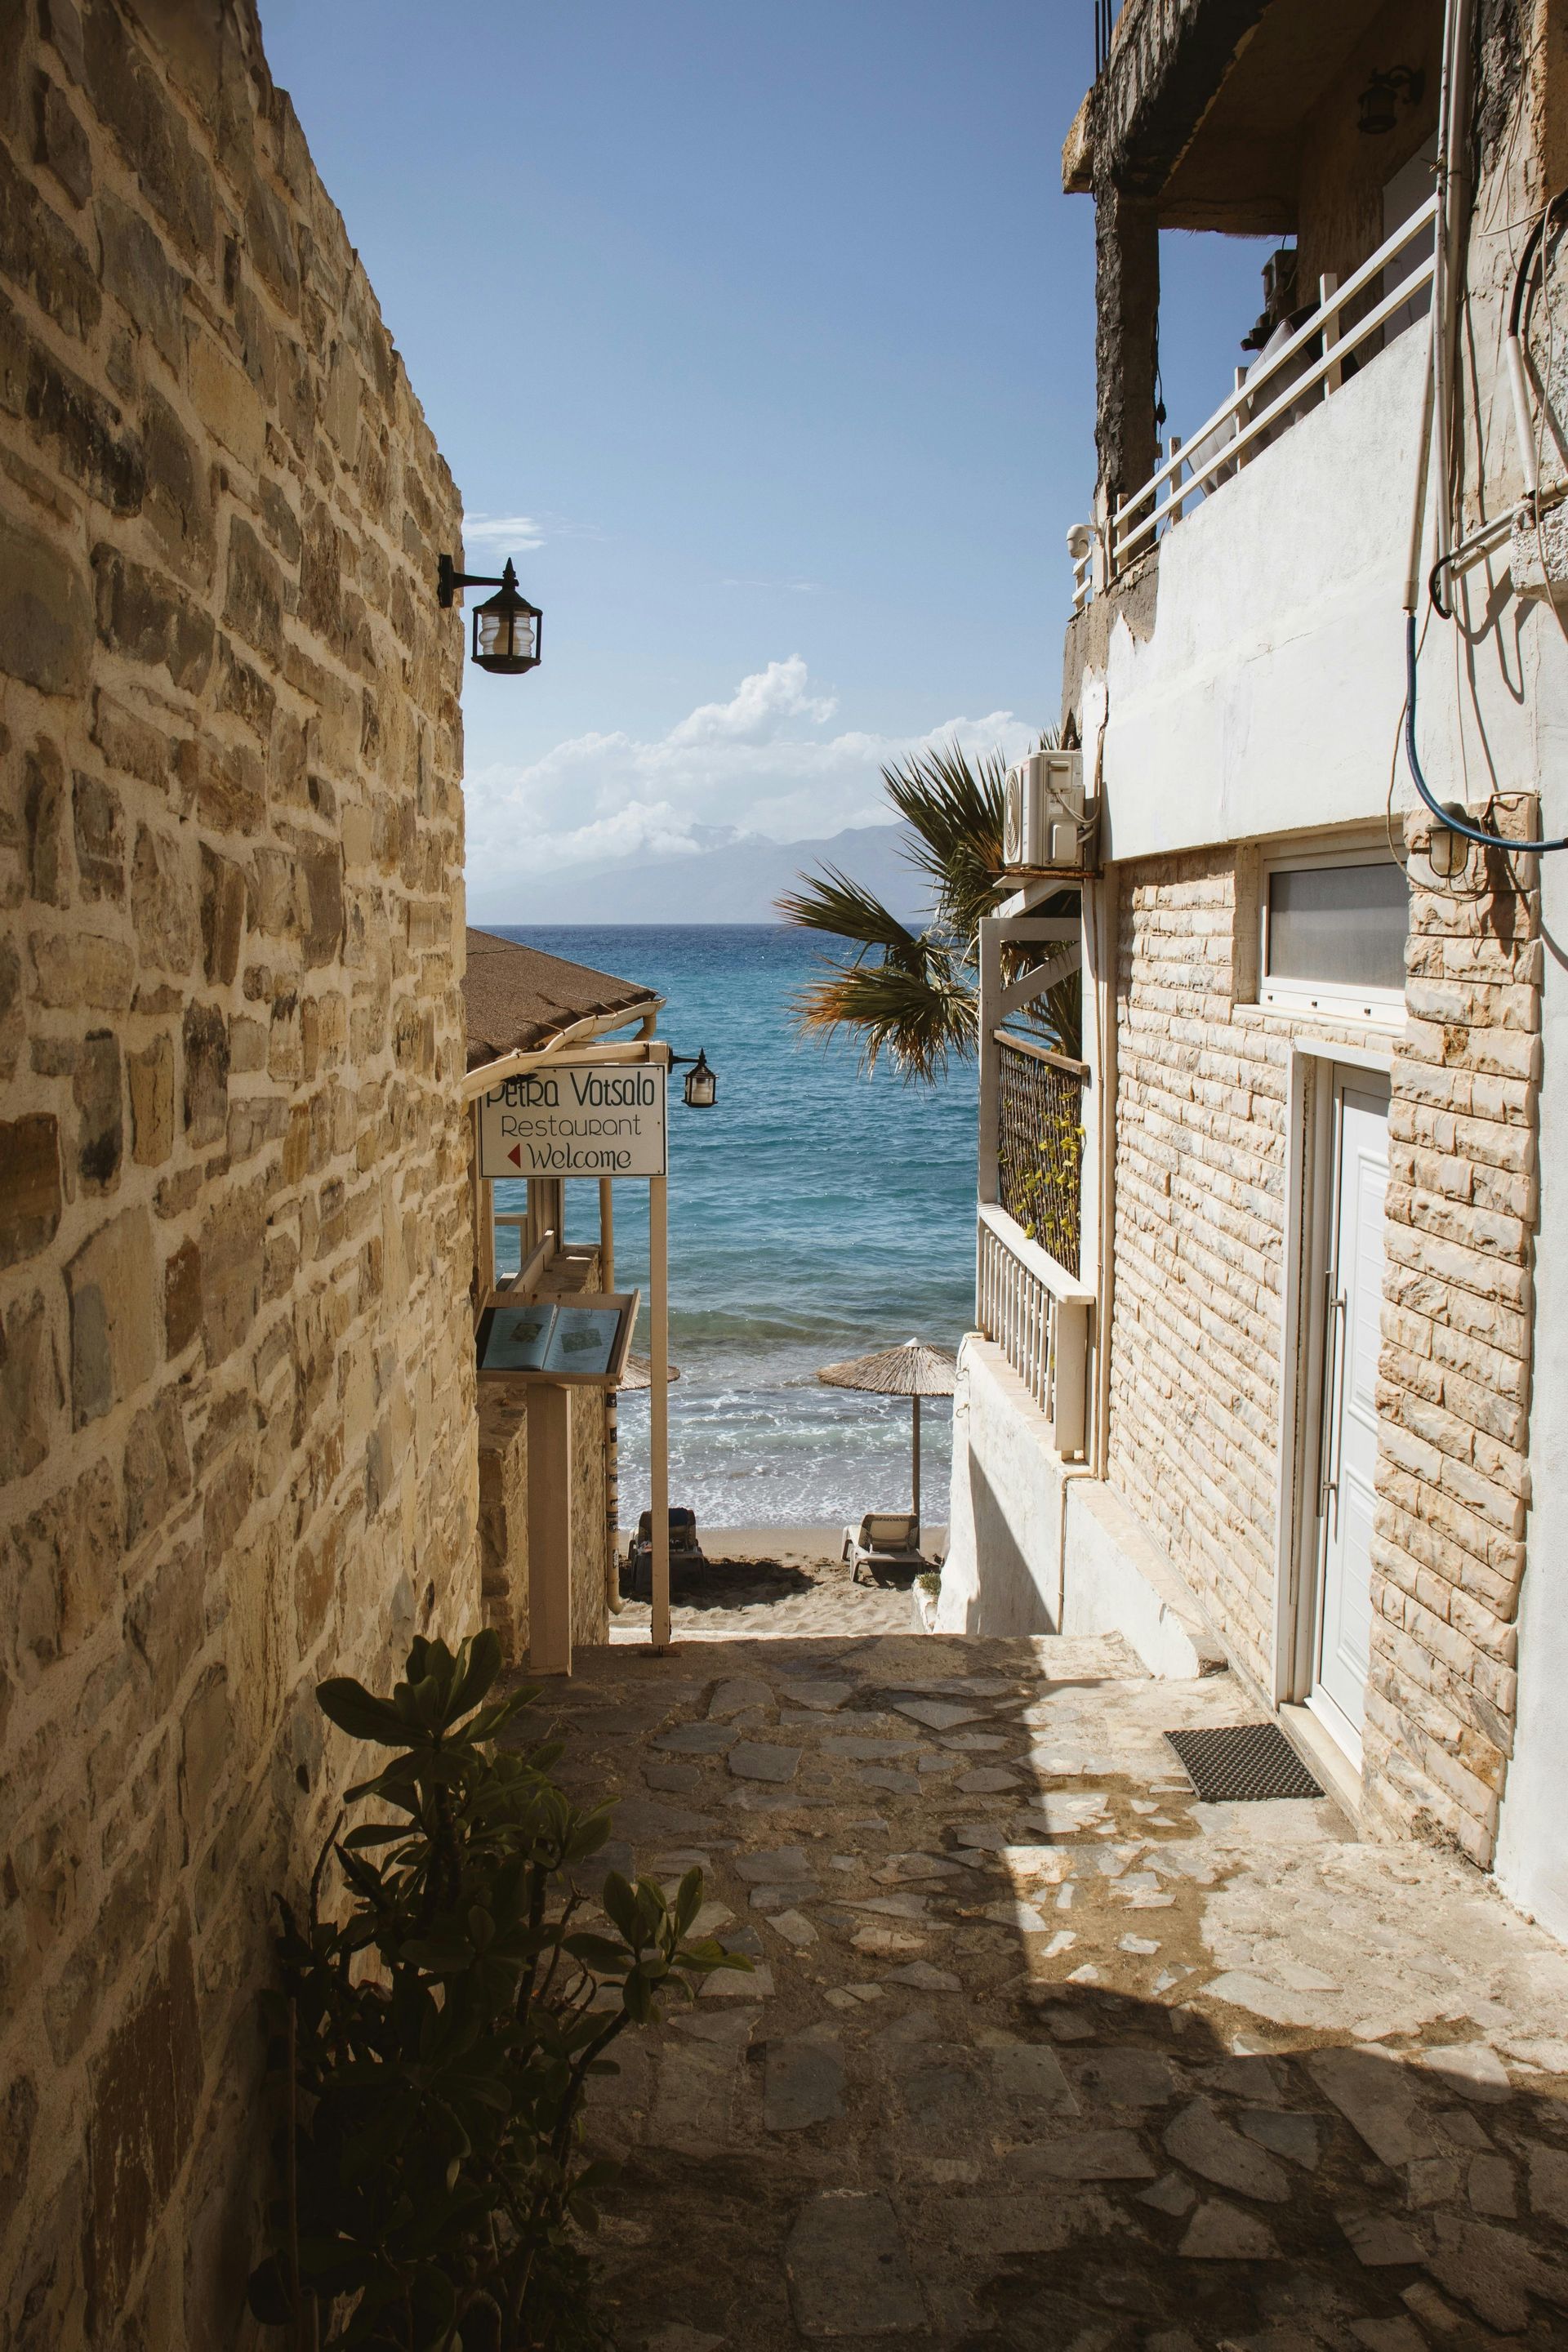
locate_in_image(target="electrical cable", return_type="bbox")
[1404,610,1568,850]
[1401,0,1566,858]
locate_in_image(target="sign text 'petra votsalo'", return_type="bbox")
[478,1062,668,1179]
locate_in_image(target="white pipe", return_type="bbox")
[1506,326,1541,499]
[1435,0,1475,572]
[1406,0,1471,610]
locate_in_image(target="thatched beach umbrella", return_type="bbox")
[618,1356,680,1392]
[817,1337,957,1522]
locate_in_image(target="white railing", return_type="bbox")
[976,1204,1094,1461]
[1071,543,1094,613]
[1110,194,1438,574]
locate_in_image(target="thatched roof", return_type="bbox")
[463,929,661,1072]
[817,1338,958,1397]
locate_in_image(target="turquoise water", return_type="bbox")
[490,926,975,1529]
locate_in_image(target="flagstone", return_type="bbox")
[784,2190,924,2336]
[728,1742,800,1783]
[892,1699,991,1730]
[1178,2201,1281,2259]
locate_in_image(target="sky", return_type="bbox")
[256,2,1274,913]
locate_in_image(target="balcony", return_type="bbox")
[975,917,1098,1464]
[1073,195,1437,610]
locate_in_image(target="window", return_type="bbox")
[1260,848,1407,1018]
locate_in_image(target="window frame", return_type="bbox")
[1257,838,1409,1023]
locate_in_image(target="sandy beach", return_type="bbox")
[609,1525,947,1642]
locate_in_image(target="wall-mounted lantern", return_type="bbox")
[437,554,542,675]
[1427,804,1471,881]
[671,1049,717,1109]
[1357,66,1423,136]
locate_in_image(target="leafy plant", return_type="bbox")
[777,736,1081,1081]
[248,1630,747,2351]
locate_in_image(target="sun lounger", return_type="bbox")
[842,1511,924,1583]
[624,1507,704,1600]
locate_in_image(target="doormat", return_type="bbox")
[1164,1723,1324,1802]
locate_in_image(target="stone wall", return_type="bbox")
[1365,807,1541,1868]
[0,3,479,2342]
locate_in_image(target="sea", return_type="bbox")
[489,925,976,1532]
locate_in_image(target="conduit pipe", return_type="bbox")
[1403,0,1568,853]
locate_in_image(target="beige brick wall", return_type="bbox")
[1364,807,1541,1868]
[1108,835,1539,1872]
[0,3,479,2341]
[1107,847,1396,1695]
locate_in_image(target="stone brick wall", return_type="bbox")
[1364,807,1541,1868]
[0,4,479,2341]
[1106,847,1395,1695]
[1108,835,1539,1869]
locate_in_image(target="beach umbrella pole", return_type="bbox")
[912,1393,920,1526]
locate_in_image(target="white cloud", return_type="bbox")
[463,656,1033,889]
[719,575,822,594]
[461,512,545,552]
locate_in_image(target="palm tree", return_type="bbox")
[777,735,1080,1080]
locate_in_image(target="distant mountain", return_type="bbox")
[466,822,929,927]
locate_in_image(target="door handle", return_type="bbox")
[1318,1284,1348,1531]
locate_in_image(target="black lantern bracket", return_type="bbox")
[669,1049,717,1110]
[437,553,542,676]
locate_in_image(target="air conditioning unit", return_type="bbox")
[1003,750,1085,870]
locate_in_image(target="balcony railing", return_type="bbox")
[978,915,1097,1462]
[977,1205,1094,1459]
[1080,194,1438,599]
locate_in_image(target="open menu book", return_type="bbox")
[478,1301,626,1379]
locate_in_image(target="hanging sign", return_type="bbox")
[479,1061,667,1179]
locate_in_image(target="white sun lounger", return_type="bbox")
[843,1511,924,1582]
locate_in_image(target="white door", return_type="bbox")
[1311,1073,1390,1763]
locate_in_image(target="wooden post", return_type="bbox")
[911,1394,921,1526]
[649,1174,672,1649]
[1320,273,1342,394]
[527,1382,573,1675]
[600,1178,619,1619]
[472,1100,494,1305]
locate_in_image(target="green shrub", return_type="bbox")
[248,1629,746,2350]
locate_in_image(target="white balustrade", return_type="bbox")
[976,1204,1094,1461]
[1107,194,1438,575]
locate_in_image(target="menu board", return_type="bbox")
[474,1291,640,1386]
[477,1303,555,1372]
[541,1307,623,1377]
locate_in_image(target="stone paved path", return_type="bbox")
[522,1631,1568,2350]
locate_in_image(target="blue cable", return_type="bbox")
[1404,610,1567,853]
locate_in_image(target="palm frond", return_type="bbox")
[773,866,919,956]
[880,739,1009,944]
[791,945,976,1083]
[777,725,1062,1085]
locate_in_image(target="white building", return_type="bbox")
[941,0,1568,1940]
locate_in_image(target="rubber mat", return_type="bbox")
[1164,1722,1325,1802]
